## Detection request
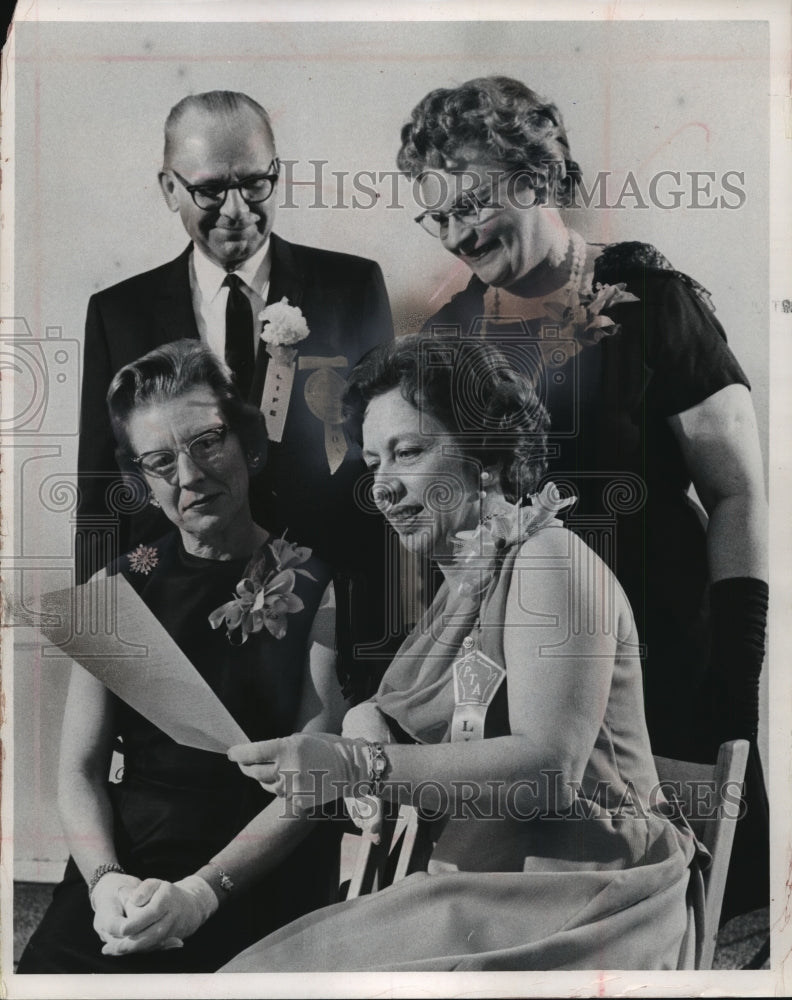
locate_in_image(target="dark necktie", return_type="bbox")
[224,273,254,400]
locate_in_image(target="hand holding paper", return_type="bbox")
[228,732,373,810]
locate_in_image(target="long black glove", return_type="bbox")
[710,577,768,744]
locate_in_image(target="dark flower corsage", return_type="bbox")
[208,535,315,644]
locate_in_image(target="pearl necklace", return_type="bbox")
[491,229,587,319]
[566,229,586,295]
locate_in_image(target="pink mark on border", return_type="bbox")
[638,121,712,174]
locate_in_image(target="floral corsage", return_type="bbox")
[259,297,310,365]
[208,535,315,644]
[453,483,575,599]
[544,281,639,345]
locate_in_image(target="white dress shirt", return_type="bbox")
[189,239,272,362]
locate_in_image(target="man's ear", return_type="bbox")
[158,171,180,212]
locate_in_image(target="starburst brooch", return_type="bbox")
[127,544,159,575]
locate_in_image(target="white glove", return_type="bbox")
[98,875,218,955]
[90,872,142,946]
[342,701,393,742]
[229,732,375,811]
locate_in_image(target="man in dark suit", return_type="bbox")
[77,90,397,695]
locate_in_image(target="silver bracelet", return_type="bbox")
[205,861,235,894]
[87,862,126,897]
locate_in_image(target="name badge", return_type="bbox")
[300,359,349,474]
[261,357,296,443]
[450,640,506,743]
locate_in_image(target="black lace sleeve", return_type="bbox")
[592,242,749,416]
[593,241,715,313]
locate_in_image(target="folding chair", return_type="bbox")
[653,738,750,970]
[343,803,421,900]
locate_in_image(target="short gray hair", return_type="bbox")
[163,90,275,166]
[108,339,268,476]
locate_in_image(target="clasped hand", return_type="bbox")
[92,875,217,955]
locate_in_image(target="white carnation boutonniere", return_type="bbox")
[544,279,639,348]
[208,534,316,644]
[259,297,310,364]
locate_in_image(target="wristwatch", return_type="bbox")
[367,741,390,796]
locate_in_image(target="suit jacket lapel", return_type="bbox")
[250,234,302,405]
[267,233,304,309]
[152,245,200,347]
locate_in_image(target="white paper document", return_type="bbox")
[16,573,249,753]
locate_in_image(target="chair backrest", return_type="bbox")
[653,738,750,970]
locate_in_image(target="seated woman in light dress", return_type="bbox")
[223,335,700,972]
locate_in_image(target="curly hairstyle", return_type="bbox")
[397,76,581,207]
[344,334,549,502]
[107,339,268,477]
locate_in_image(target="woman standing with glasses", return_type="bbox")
[398,76,768,923]
[18,340,347,973]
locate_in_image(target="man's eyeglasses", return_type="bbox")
[170,159,280,210]
[133,425,230,479]
[414,168,534,238]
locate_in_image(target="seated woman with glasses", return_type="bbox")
[18,340,347,974]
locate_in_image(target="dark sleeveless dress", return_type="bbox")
[18,531,341,973]
[422,242,767,919]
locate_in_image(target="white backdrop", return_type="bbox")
[8,18,770,877]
